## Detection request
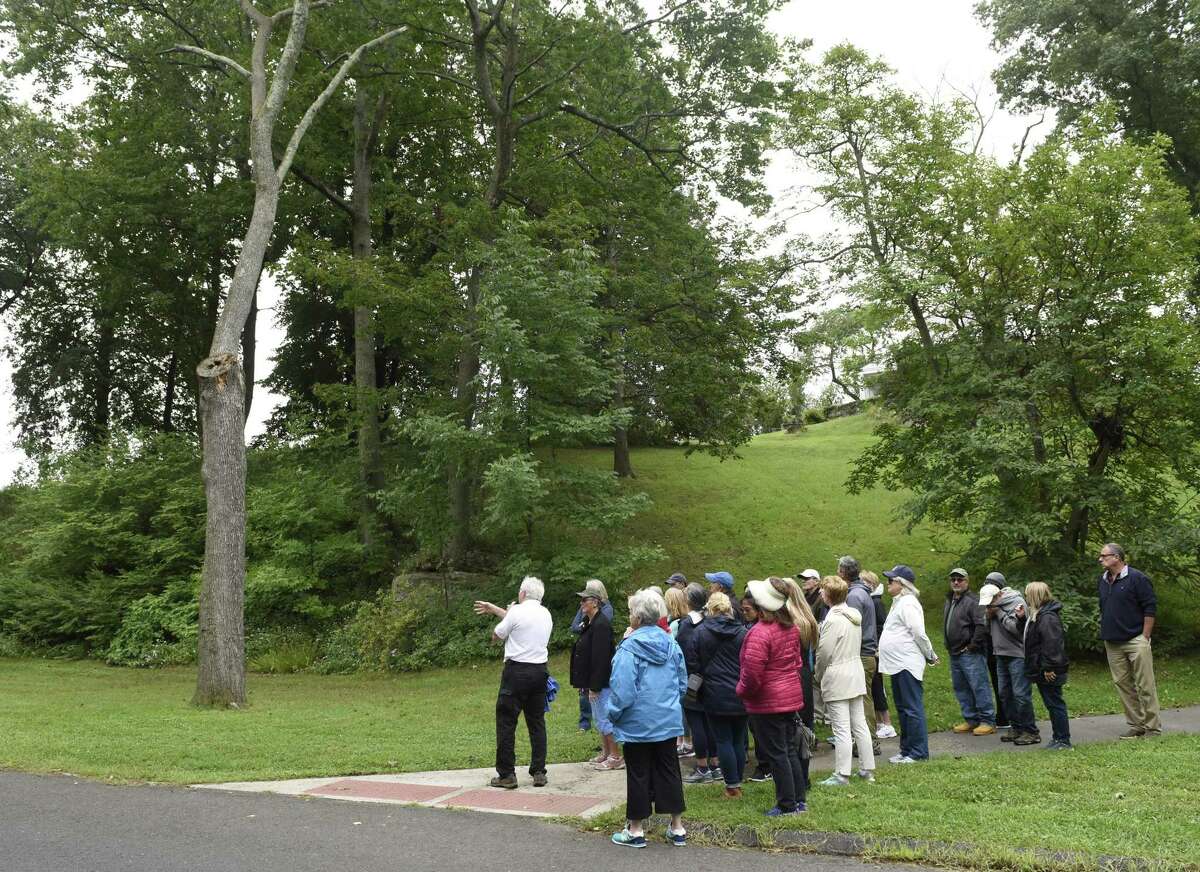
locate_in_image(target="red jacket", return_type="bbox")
[736,620,804,714]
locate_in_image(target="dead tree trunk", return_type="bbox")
[174,0,406,707]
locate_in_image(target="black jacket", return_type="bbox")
[689,614,748,716]
[1020,601,1069,680]
[569,611,612,692]
[943,590,988,655]
[675,612,705,711]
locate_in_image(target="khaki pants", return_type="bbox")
[1104,635,1162,734]
[860,655,879,740]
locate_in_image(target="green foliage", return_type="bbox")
[104,578,198,668]
[803,407,827,425]
[246,628,320,675]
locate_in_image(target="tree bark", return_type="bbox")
[163,350,178,432]
[613,371,634,478]
[194,353,247,708]
[88,316,114,445]
[242,283,257,422]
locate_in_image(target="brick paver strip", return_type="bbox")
[304,780,459,803]
[437,789,609,816]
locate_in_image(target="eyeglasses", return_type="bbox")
[949,576,967,581]
[1098,552,1116,560]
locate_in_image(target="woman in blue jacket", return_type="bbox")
[690,591,749,797]
[607,589,689,848]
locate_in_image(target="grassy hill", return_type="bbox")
[566,412,960,590]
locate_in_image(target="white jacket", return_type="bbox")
[816,603,868,701]
[878,593,936,680]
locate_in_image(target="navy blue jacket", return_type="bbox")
[675,613,705,711]
[1098,567,1156,642]
[689,614,748,717]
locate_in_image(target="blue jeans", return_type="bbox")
[996,655,1036,734]
[950,652,996,725]
[1035,674,1071,744]
[890,670,929,760]
[707,714,748,787]
[578,688,592,729]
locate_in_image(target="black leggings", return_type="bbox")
[624,738,685,820]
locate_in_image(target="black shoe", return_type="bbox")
[1012,732,1041,746]
[748,770,772,782]
[532,772,548,787]
[489,774,518,789]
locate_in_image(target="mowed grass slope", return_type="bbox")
[563,413,960,588]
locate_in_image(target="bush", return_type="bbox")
[247,628,319,674]
[804,407,827,424]
[104,578,199,667]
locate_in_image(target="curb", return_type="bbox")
[655,818,1164,872]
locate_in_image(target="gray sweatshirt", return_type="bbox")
[988,588,1027,658]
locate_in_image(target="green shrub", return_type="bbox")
[804,407,827,424]
[104,578,199,667]
[247,628,319,674]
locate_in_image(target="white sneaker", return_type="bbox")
[888,753,907,764]
[892,755,916,764]
[876,725,897,739]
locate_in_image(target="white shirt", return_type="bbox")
[878,594,936,680]
[494,598,553,664]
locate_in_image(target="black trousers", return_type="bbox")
[624,738,685,820]
[750,712,806,811]
[495,660,548,777]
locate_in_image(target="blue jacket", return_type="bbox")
[606,625,687,744]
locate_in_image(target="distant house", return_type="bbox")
[859,363,886,401]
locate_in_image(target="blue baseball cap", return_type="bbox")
[704,571,735,590]
[883,565,916,584]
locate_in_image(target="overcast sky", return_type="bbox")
[0,0,1043,486]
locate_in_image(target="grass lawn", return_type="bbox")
[562,412,964,588]
[588,735,1200,870]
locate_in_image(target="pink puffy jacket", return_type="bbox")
[736,620,804,714]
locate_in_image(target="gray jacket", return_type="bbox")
[845,578,878,657]
[988,588,1026,658]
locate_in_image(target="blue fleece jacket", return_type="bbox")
[606,625,687,744]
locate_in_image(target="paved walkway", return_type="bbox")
[197,704,1200,820]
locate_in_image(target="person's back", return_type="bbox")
[988,588,1026,657]
[816,603,866,701]
[607,625,687,744]
[737,620,803,714]
[694,614,748,715]
[1023,601,1069,679]
[845,580,877,656]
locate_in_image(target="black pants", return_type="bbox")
[684,707,714,760]
[988,652,1009,727]
[624,738,685,820]
[495,660,548,777]
[749,713,806,811]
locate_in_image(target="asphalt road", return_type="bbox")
[0,771,921,872]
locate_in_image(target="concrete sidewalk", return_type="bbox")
[196,704,1200,819]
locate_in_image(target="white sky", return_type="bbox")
[0,0,1043,486]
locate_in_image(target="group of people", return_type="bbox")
[473,542,1162,849]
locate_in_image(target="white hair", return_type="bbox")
[627,588,664,628]
[519,575,544,602]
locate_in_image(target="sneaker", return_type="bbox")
[667,828,687,847]
[856,769,876,782]
[611,830,646,848]
[875,724,897,739]
[764,803,807,817]
[952,721,976,733]
[1119,728,1146,739]
[1000,730,1018,743]
[710,767,723,781]
[819,774,850,787]
[489,775,518,789]
[1045,740,1074,751]
[676,744,694,757]
[532,772,548,787]
[593,756,625,770]
[888,753,907,764]
[589,750,608,764]
[892,755,916,764]
[972,723,996,736]
[1013,733,1041,746]
[684,768,713,784]
[748,770,772,783]
[724,786,742,798]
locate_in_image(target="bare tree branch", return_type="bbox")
[275,26,408,183]
[263,1,310,126]
[1017,114,1047,165]
[167,45,251,79]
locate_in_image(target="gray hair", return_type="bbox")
[1104,542,1126,562]
[628,588,665,628]
[685,582,708,611]
[838,555,860,578]
[519,575,544,601]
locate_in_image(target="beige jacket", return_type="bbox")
[816,603,868,701]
